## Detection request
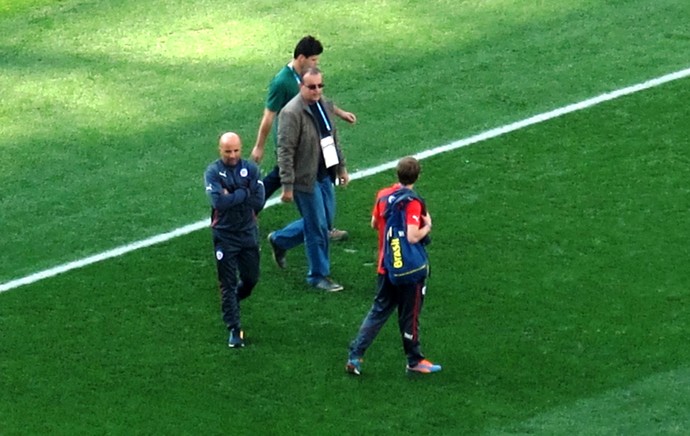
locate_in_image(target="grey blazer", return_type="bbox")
[277,95,346,193]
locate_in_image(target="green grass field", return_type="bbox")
[2,0,690,434]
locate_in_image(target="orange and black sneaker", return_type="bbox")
[406,359,441,374]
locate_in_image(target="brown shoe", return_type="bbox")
[328,228,349,242]
[267,232,286,269]
[312,278,344,292]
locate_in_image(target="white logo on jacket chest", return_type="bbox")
[240,168,248,178]
[219,171,227,178]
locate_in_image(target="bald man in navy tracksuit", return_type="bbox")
[204,132,265,348]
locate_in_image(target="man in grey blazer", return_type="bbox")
[268,67,350,292]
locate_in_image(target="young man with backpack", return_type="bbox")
[345,157,442,375]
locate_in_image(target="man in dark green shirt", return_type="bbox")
[251,35,356,242]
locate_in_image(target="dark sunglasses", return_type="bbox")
[305,83,325,90]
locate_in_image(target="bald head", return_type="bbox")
[218,131,242,166]
[219,131,241,147]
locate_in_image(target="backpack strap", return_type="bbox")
[384,188,425,220]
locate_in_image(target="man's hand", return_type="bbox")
[338,171,350,187]
[250,145,264,163]
[281,187,293,203]
[252,109,276,163]
[422,212,432,229]
[336,109,357,124]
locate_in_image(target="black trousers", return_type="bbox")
[262,165,282,200]
[348,274,426,366]
[214,241,260,331]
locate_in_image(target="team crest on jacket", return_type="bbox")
[240,168,248,177]
[216,250,223,260]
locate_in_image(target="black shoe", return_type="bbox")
[228,328,245,348]
[267,232,286,269]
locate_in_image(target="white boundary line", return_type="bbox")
[2,67,690,294]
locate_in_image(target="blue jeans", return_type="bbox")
[272,177,335,285]
[265,166,336,230]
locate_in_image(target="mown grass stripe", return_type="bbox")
[2,66,689,294]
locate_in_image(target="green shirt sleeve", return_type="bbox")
[265,66,300,113]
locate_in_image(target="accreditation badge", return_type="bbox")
[320,135,339,168]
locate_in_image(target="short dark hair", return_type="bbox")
[397,157,420,185]
[294,35,323,59]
